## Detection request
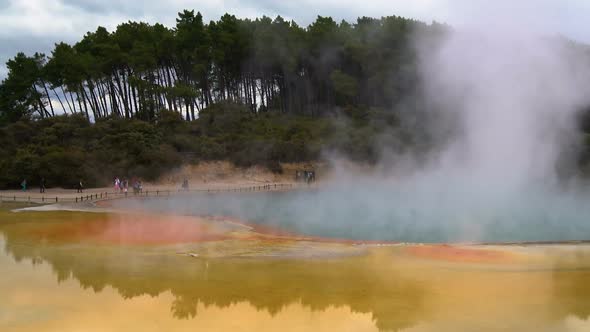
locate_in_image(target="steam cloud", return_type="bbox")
[418,28,590,188]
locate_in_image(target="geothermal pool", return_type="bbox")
[1,204,590,332]
[115,189,590,243]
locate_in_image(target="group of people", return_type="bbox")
[114,177,143,195]
[295,170,316,184]
[114,177,128,194]
[132,180,143,194]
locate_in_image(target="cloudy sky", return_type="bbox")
[1,0,590,78]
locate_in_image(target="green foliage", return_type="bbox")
[331,70,358,104]
[0,101,421,188]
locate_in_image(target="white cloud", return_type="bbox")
[0,0,589,79]
[0,0,130,38]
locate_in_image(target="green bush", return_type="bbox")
[0,102,419,188]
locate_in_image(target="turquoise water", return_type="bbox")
[117,186,590,243]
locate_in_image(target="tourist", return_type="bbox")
[133,180,140,195]
[296,170,304,182]
[40,177,46,193]
[20,179,27,192]
[114,177,120,192]
[77,180,83,193]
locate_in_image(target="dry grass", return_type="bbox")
[151,161,326,186]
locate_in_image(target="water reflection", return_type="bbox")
[1,212,590,331]
[1,245,428,330]
[550,249,590,321]
[0,214,429,331]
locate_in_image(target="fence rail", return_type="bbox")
[0,183,295,204]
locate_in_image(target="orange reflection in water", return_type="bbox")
[25,213,230,245]
[1,209,590,332]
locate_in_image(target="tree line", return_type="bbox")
[0,11,447,123]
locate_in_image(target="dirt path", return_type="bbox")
[1,181,303,204]
[2,161,320,204]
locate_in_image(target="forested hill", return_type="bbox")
[0,11,589,189]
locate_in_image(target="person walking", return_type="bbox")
[40,177,46,193]
[20,179,27,192]
[77,180,83,193]
[123,178,128,196]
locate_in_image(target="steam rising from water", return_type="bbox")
[418,29,590,188]
[122,15,590,243]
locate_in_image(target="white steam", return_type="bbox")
[418,29,590,188]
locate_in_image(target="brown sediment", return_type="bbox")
[405,244,515,264]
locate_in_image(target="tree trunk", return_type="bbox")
[51,88,67,115]
[40,81,55,116]
[60,86,74,113]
